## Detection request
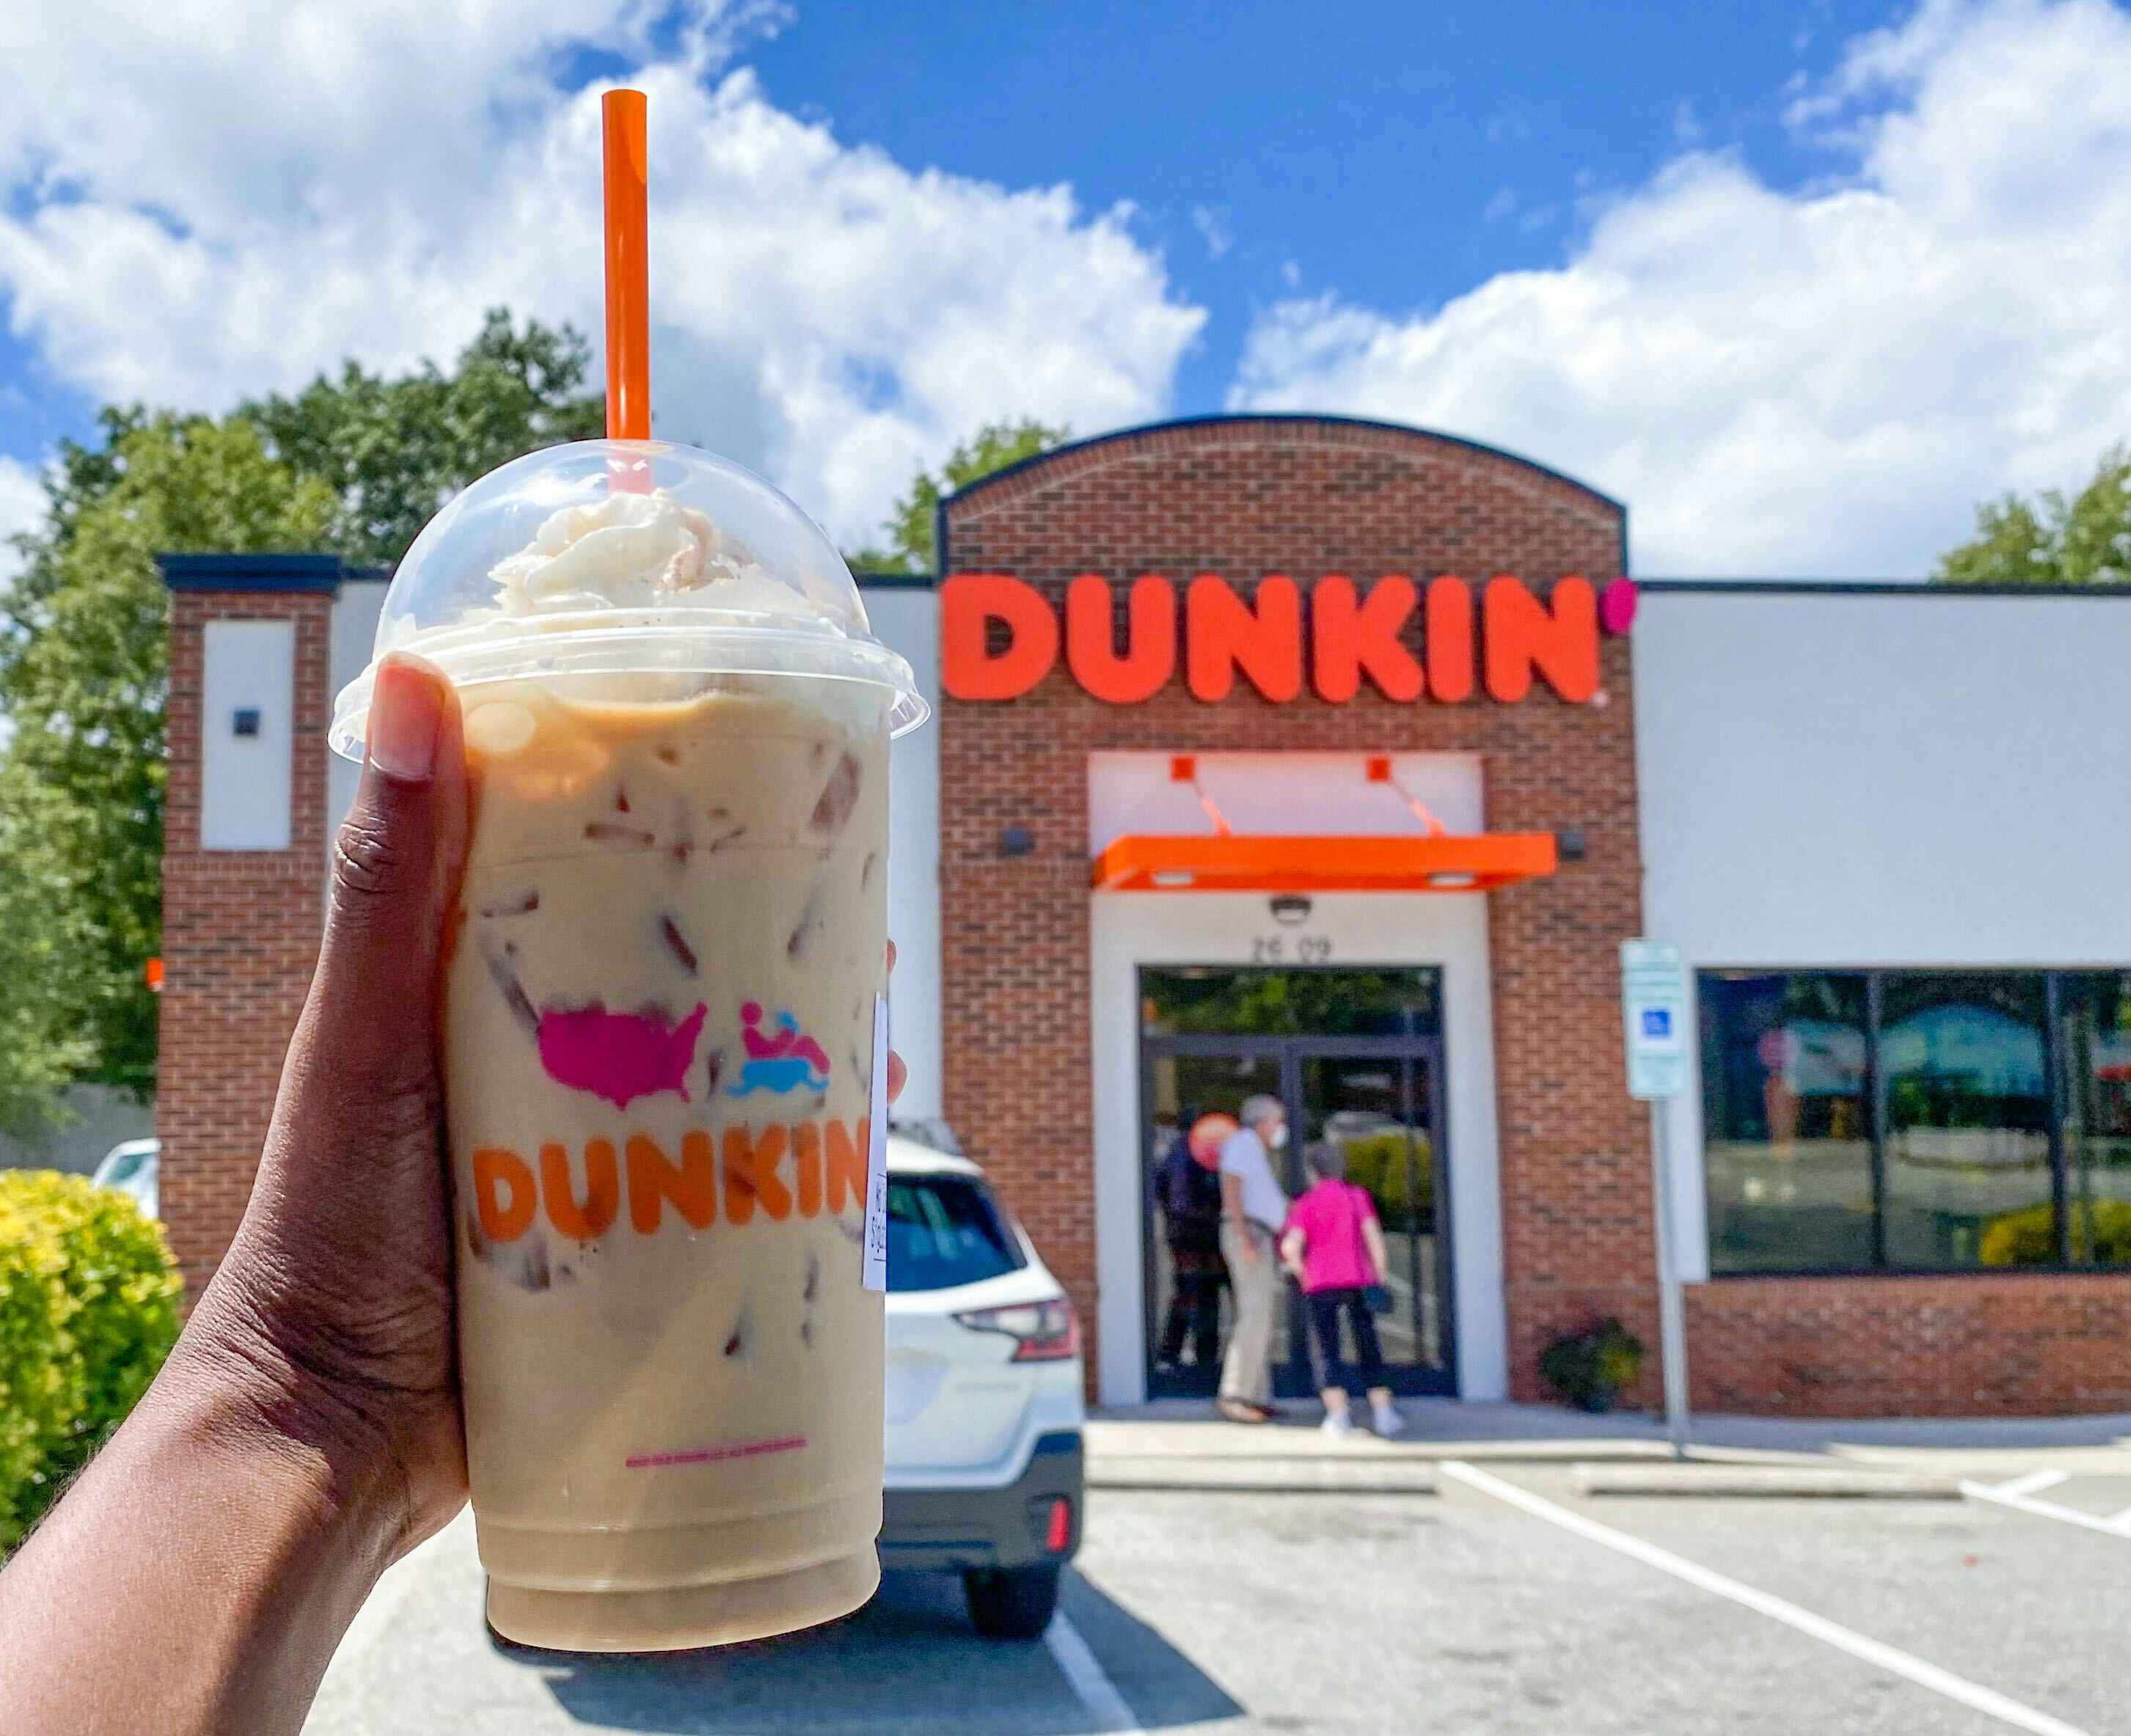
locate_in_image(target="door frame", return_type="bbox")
[1138,1029,1457,1399]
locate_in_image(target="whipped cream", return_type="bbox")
[491,488,762,615]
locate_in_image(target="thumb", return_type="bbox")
[302,653,469,1105]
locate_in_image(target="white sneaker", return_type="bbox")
[1320,1410,1354,1440]
[1371,1403,1406,1438]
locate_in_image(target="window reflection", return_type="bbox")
[2057,973,2131,1269]
[1141,967,1439,1038]
[1702,973,1873,1273]
[1881,974,2050,1270]
[1703,967,2131,1275]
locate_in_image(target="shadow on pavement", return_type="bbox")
[516,1569,1243,1734]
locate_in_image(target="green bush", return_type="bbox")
[1979,1198,2131,1267]
[1539,1316,1645,1414]
[1340,1132,1434,1226]
[0,1171,181,1549]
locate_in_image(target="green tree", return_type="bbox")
[0,312,602,1120]
[850,418,1069,572]
[0,792,94,1142]
[0,417,337,1107]
[242,309,602,567]
[1937,444,2131,585]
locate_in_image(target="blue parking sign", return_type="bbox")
[1620,941,1688,1099]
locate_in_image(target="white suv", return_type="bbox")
[879,1129,1085,1638]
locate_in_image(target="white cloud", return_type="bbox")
[0,2,1204,549]
[1483,188,1518,224]
[1191,204,1234,262]
[0,455,44,594]
[1229,0,2131,576]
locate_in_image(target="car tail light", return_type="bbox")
[1045,1496,1073,1553]
[952,1296,1080,1362]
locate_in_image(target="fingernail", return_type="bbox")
[368,656,445,784]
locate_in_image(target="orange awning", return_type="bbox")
[1091,832,1559,893]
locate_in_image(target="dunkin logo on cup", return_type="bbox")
[481,995,866,1243]
[470,1117,874,1244]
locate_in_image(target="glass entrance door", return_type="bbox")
[1139,967,1454,1401]
[1287,1047,1450,1391]
[1142,1047,1285,1398]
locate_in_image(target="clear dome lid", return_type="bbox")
[329,439,926,758]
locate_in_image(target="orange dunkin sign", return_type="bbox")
[940,572,1637,706]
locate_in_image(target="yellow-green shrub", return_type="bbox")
[1340,1132,1435,1226]
[1979,1198,2131,1267]
[0,1171,181,1549]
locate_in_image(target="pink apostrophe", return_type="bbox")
[1598,577,1639,637]
[537,1001,708,1110]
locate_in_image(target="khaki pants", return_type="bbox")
[1218,1219,1277,1405]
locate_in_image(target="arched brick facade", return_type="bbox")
[935,416,1651,1403]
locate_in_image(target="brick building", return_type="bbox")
[158,415,2131,1415]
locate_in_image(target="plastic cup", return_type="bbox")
[332,439,926,1650]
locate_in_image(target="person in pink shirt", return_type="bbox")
[1280,1141,1404,1439]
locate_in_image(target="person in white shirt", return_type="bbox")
[1216,1094,1292,1423]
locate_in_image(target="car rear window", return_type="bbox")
[885,1174,1026,1292]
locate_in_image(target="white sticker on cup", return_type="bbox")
[863,994,889,1292]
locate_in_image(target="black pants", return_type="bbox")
[1304,1287,1386,1394]
[1158,1248,1227,1368]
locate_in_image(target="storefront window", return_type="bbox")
[1701,973,1874,1274]
[1881,973,2050,1270]
[2058,972,2131,1269]
[1141,967,1440,1038]
[1702,967,2131,1275]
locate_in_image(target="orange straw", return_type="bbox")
[602,89,651,444]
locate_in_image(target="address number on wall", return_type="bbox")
[1251,935,1332,964]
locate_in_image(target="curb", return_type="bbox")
[1089,1457,1439,1495]
[1572,1463,1963,1499]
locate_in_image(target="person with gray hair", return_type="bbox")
[1282,1139,1403,1438]
[1214,1094,1291,1424]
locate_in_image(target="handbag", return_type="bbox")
[1347,1183,1393,1316]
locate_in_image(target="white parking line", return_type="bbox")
[1045,1610,1147,1735]
[1441,1460,2089,1736]
[1992,1470,2070,1499]
[1961,1476,2131,1539]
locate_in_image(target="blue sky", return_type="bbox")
[3,0,2130,576]
[743,0,1890,413]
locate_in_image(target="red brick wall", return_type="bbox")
[1686,1275,2131,1416]
[937,417,1656,1404]
[159,590,332,1299]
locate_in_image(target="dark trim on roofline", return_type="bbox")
[1640,578,2131,598]
[935,413,1633,579]
[855,573,2131,599]
[157,553,347,594]
[851,569,940,590]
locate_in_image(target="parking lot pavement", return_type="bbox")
[1961,1468,2131,1531]
[308,1478,2131,1735]
[305,1509,1173,1736]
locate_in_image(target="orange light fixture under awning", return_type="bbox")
[1091,831,1559,893]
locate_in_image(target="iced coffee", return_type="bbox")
[330,443,926,1650]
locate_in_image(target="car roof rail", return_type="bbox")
[888,1116,963,1157]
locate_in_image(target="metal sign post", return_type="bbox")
[1620,940,1692,1460]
